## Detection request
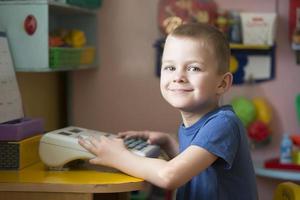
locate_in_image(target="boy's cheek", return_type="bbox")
[160,73,170,82]
[160,79,168,93]
[159,84,165,95]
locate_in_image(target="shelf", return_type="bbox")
[229,45,275,84]
[0,0,46,5]
[15,65,98,72]
[0,0,98,14]
[254,161,300,181]
[49,0,98,15]
[230,43,273,50]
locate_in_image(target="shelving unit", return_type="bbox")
[254,161,300,181]
[48,1,98,14]
[291,43,300,64]
[0,0,99,72]
[230,44,275,84]
[230,43,273,50]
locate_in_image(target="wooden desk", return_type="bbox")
[0,162,146,200]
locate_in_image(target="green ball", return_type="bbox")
[231,97,256,127]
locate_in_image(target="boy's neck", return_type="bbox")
[180,104,219,127]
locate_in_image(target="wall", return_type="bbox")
[71,0,180,134]
[71,0,300,199]
[17,72,66,131]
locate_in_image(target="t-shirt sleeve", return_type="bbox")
[191,115,240,169]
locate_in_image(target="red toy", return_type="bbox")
[49,36,64,47]
[247,120,270,142]
[291,134,300,147]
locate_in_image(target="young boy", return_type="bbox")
[79,23,258,200]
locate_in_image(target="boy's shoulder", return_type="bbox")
[206,105,237,121]
[203,105,242,130]
[179,105,242,135]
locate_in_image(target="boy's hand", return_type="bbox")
[118,131,168,146]
[78,136,127,167]
[118,131,179,158]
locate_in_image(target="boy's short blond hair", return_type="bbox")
[170,23,230,74]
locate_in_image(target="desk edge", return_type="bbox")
[0,181,147,193]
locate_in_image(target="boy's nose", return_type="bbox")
[173,70,187,83]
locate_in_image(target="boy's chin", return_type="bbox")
[167,102,195,112]
[167,101,209,113]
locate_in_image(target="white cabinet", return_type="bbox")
[0,0,99,72]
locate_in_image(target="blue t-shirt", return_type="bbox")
[176,105,258,200]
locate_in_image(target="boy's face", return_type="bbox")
[160,35,224,113]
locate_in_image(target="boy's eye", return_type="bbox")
[162,66,176,71]
[187,65,201,72]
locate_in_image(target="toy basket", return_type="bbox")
[80,47,96,65]
[66,0,102,9]
[49,47,81,68]
[50,47,96,69]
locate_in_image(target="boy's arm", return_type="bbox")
[107,145,216,190]
[80,137,217,190]
[160,133,179,158]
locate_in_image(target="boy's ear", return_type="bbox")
[216,72,233,95]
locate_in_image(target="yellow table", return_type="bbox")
[0,162,146,200]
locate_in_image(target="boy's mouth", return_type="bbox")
[168,87,193,92]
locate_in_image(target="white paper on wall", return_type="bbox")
[241,12,277,46]
[244,55,271,81]
[0,32,24,123]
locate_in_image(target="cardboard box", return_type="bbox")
[0,134,42,169]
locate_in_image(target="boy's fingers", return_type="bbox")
[118,131,137,139]
[117,132,127,138]
[118,131,149,139]
[78,138,90,149]
[118,131,138,135]
[78,137,89,147]
[89,157,100,164]
[78,138,97,154]
[89,136,101,146]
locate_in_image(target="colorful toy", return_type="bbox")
[50,29,87,48]
[286,135,300,165]
[158,0,218,35]
[229,55,238,73]
[252,97,272,124]
[64,29,86,48]
[231,97,256,127]
[215,9,229,33]
[291,134,300,146]
[247,120,270,142]
[231,96,273,147]
[49,36,64,47]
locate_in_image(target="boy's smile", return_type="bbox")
[168,85,194,93]
[160,35,224,116]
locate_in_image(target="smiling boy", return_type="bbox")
[79,23,258,200]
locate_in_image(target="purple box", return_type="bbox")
[0,118,44,141]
